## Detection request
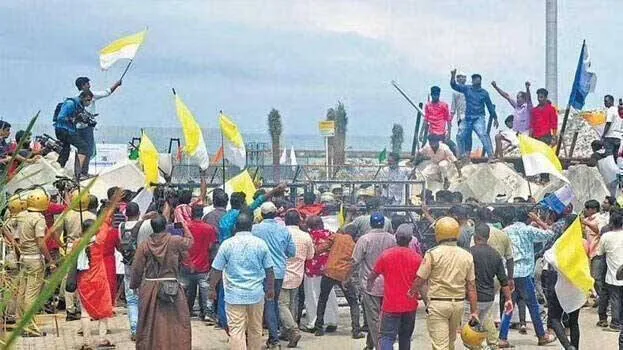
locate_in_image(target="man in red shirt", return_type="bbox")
[530,88,558,182]
[423,86,452,141]
[367,227,422,350]
[180,205,218,323]
[297,192,326,220]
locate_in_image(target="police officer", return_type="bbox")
[409,216,478,350]
[16,188,55,337]
[56,188,95,321]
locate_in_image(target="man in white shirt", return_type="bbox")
[415,135,461,188]
[596,209,623,331]
[74,77,122,176]
[602,95,622,159]
[379,152,413,204]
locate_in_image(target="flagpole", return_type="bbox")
[220,111,226,190]
[556,40,586,157]
[119,59,133,81]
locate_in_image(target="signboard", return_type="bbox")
[318,121,336,137]
[90,143,129,174]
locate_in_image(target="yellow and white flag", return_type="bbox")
[225,170,257,205]
[139,131,159,189]
[99,29,147,70]
[219,113,246,169]
[544,218,594,312]
[518,134,569,183]
[175,94,210,170]
[580,110,606,136]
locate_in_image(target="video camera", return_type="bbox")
[74,109,98,128]
[52,176,78,196]
[35,133,64,155]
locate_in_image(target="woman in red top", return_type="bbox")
[76,219,114,349]
[302,216,339,332]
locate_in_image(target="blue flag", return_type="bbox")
[568,41,597,110]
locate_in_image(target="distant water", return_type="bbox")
[22,124,398,153]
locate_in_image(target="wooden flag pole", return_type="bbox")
[220,111,226,190]
[555,104,572,156]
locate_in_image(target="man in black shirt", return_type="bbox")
[470,223,513,346]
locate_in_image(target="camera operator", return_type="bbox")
[54,90,93,178]
[75,77,122,176]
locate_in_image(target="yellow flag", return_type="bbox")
[544,218,595,312]
[338,203,346,229]
[225,170,256,205]
[139,132,159,189]
[100,29,147,70]
[175,94,210,170]
[518,134,568,182]
[219,113,246,168]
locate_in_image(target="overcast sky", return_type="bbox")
[1,0,621,137]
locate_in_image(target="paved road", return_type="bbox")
[15,303,619,349]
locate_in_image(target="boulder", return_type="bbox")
[533,164,610,209]
[446,162,532,203]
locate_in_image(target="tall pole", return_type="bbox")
[546,0,558,104]
[325,136,329,180]
[221,129,226,190]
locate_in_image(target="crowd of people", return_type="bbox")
[4,169,623,350]
[1,69,623,350]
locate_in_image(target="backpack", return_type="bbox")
[52,98,80,124]
[119,220,145,265]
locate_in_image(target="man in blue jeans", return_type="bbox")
[252,202,296,349]
[498,207,556,347]
[450,69,498,159]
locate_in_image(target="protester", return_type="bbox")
[280,210,314,347]
[74,76,122,176]
[602,94,622,158]
[202,188,228,235]
[353,212,396,350]
[451,71,468,155]
[118,202,148,341]
[209,212,275,350]
[53,90,94,177]
[596,208,623,333]
[345,198,393,240]
[409,217,478,350]
[16,188,56,337]
[530,88,558,182]
[494,115,520,159]
[491,81,532,135]
[588,140,619,197]
[75,219,114,349]
[471,223,514,348]
[314,224,364,339]
[302,216,338,332]
[251,202,296,349]
[368,226,422,350]
[414,134,461,188]
[450,69,498,159]
[379,152,413,204]
[180,205,218,323]
[297,191,326,219]
[130,214,193,350]
[422,86,452,142]
[498,208,556,347]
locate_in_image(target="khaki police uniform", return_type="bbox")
[16,211,47,330]
[417,241,476,350]
[58,209,96,314]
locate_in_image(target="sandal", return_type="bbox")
[79,345,94,350]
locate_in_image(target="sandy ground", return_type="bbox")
[12,302,619,350]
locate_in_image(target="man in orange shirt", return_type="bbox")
[314,225,365,339]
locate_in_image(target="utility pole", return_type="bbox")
[546,0,558,104]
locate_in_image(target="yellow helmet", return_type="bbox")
[26,187,50,212]
[7,194,27,215]
[70,189,91,211]
[461,321,487,348]
[434,216,460,242]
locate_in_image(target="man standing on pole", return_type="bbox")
[74,77,122,177]
[450,69,498,160]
